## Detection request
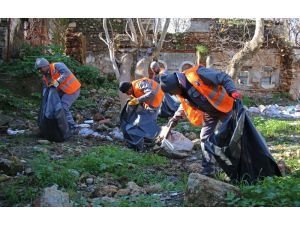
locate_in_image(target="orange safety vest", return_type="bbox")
[178,66,234,126]
[42,63,81,94]
[131,78,164,109]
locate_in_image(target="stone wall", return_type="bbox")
[0,19,8,60]
[289,48,300,100]
[63,18,298,98]
[65,19,126,74]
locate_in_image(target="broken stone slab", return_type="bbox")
[39,184,71,207]
[185,173,240,207]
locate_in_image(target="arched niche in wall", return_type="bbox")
[179,61,195,72]
[158,60,167,70]
[148,60,168,78]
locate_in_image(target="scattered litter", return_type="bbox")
[247,104,300,119]
[77,124,91,128]
[84,120,94,124]
[109,127,124,141]
[79,128,94,136]
[7,128,26,135]
[105,136,113,141]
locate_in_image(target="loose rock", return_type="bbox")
[37,140,51,145]
[39,184,71,207]
[185,173,240,206]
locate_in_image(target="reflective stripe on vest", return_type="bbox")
[183,66,234,113]
[132,78,164,109]
[149,80,160,106]
[61,76,77,91]
[49,63,81,94]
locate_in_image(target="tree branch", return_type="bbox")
[100,18,121,80]
[226,18,265,79]
[137,18,146,41]
[152,18,170,59]
[127,18,138,45]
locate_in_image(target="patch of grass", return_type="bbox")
[68,145,169,185]
[0,177,38,206]
[242,95,257,107]
[73,95,98,111]
[0,87,39,119]
[253,117,300,140]
[93,194,163,207]
[30,153,79,189]
[226,176,300,206]
[160,173,188,192]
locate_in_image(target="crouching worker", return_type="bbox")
[119,78,164,121]
[35,58,81,133]
[160,65,241,176]
[119,78,164,150]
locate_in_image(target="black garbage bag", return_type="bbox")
[159,93,180,118]
[38,87,71,142]
[204,99,281,183]
[120,100,161,150]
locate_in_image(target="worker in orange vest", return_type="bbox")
[160,64,241,176]
[119,78,164,121]
[35,58,81,132]
[150,61,165,83]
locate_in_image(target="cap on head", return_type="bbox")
[150,61,160,73]
[159,73,181,93]
[119,81,132,93]
[35,58,49,70]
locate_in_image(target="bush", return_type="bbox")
[0,44,102,87]
[226,176,300,206]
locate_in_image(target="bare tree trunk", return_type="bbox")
[118,53,133,107]
[100,19,134,109]
[134,18,170,79]
[100,18,121,79]
[226,19,265,80]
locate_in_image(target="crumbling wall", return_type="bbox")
[65,19,126,73]
[0,19,8,60]
[289,48,300,100]
[64,18,297,99]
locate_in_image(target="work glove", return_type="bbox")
[231,91,242,99]
[49,80,60,88]
[128,98,139,106]
[167,116,180,128]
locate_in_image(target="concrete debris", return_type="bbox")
[247,104,300,119]
[7,128,26,135]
